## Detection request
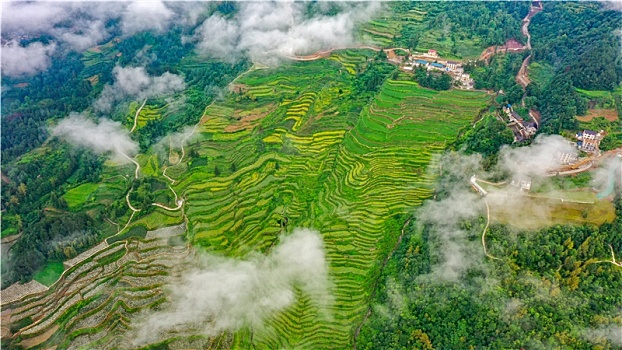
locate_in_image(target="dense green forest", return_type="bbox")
[392,2,529,52]
[452,114,514,167]
[412,67,453,91]
[358,173,622,349]
[530,2,622,91]
[467,53,526,101]
[526,2,622,133]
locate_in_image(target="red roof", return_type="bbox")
[428,50,437,54]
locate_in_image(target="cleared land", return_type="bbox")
[576,109,619,122]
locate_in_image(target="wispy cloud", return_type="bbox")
[94,65,186,113]
[51,113,138,163]
[131,228,333,345]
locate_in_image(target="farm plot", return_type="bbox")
[4,228,195,350]
[170,59,489,348]
[4,53,488,349]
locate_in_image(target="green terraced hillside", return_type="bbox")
[167,54,490,348]
[2,51,489,350]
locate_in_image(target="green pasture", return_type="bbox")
[62,183,99,209]
[33,261,64,287]
[490,196,615,229]
[527,61,555,88]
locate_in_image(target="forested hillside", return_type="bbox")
[358,171,622,349]
[526,2,622,133]
[530,2,622,91]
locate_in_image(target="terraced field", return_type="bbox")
[356,3,492,59]
[2,226,200,350]
[358,8,427,47]
[3,52,489,349]
[168,57,489,348]
[131,103,167,130]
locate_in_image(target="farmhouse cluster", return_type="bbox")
[502,104,537,142]
[576,129,604,154]
[400,50,475,89]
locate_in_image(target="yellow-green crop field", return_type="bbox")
[169,55,489,348]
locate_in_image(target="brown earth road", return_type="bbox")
[516,3,543,88]
[285,46,413,62]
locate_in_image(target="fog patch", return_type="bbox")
[191,2,381,65]
[94,66,185,113]
[51,113,138,164]
[131,228,333,345]
[582,325,622,347]
[1,41,56,78]
[499,135,577,178]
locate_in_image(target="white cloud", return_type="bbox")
[132,228,333,344]
[121,1,174,36]
[94,65,186,113]
[51,113,138,163]
[1,41,56,78]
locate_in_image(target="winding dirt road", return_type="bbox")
[482,199,501,261]
[516,3,542,88]
[130,99,147,133]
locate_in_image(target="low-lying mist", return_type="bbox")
[418,134,583,281]
[131,228,333,345]
[51,113,138,163]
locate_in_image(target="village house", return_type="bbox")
[446,61,460,70]
[425,49,438,58]
[459,73,470,82]
[557,151,577,165]
[428,62,445,71]
[503,104,537,141]
[576,130,603,153]
[401,50,473,88]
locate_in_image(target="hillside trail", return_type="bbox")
[112,63,261,236]
[593,245,622,268]
[130,99,147,133]
[286,45,413,61]
[482,199,502,261]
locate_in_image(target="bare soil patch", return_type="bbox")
[229,83,249,94]
[577,109,618,122]
[17,325,59,348]
[224,105,275,132]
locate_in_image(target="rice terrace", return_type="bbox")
[2,1,622,349]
